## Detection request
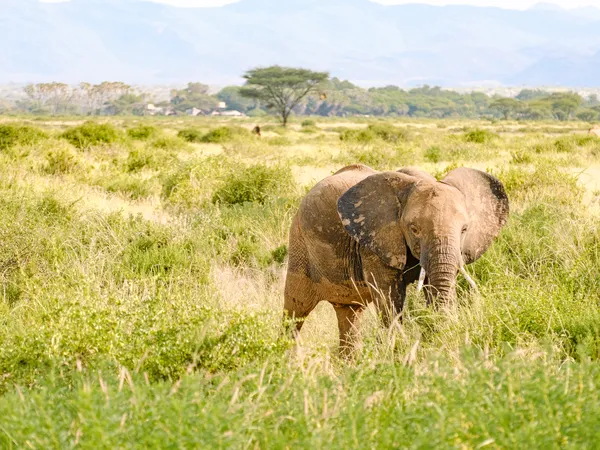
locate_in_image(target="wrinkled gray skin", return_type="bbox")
[284,164,509,353]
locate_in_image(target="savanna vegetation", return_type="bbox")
[0,114,600,448]
[5,74,600,122]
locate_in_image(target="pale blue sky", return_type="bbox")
[38,0,600,9]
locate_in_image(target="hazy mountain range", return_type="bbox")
[2,0,600,87]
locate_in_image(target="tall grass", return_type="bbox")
[0,116,599,447]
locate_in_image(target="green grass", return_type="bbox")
[0,116,599,448]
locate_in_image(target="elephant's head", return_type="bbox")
[337,167,509,304]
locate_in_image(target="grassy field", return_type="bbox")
[0,115,599,448]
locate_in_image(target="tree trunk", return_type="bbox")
[282,110,289,127]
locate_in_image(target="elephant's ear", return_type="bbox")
[442,168,509,264]
[337,172,417,270]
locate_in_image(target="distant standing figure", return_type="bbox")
[252,125,262,137]
[589,125,600,137]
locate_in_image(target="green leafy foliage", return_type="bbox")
[240,66,329,126]
[463,128,497,144]
[200,126,249,143]
[177,128,205,143]
[127,124,158,140]
[425,146,442,163]
[0,124,47,151]
[44,146,81,174]
[367,123,410,143]
[339,128,376,144]
[61,121,122,149]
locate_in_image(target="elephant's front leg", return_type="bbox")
[333,303,365,357]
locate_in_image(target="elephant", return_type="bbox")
[283,164,509,352]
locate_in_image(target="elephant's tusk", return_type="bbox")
[417,268,426,292]
[460,266,479,293]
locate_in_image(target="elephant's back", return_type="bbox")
[298,165,376,234]
[293,166,376,279]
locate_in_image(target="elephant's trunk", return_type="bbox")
[422,238,460,304]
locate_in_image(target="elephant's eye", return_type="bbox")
[462,225,468,234]
[410,224,420,236]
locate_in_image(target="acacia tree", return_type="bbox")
[489,98,522,120]
[240,66,329,126]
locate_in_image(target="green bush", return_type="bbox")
[201,126,249,144]
[463,128,497,144]
[271,245,288,265]
[425,146,442,163]
[339,124,409,145]
[127,125,158,140]
[510,150,533,164]
[347,147,395,168]
[0,124,47,151]
[61,122,121,149]
[150,136,187,151]
[212,165,294,205]
[367,123,410,144]
[126,147,177,173]
[44,147,81,175]
[300,126,319,134]
[339,128,376,144]
[301,119,316,127]
[177,128,204,143]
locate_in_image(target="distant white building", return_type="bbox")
[145,103,163,116]
[186,107,204,116]
[217,101,227,109]
[219,110,245,117]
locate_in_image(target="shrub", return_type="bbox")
[339,128,376,144]
[44,147,81,175]
[61,122,121,149]
[347,147,395,168]
[425,146,442,163]
[201,126,249,144]
[126,147,176,173]
[0,124,47,151]
[463,128,497,144]
[212,165,294,205]
[300,126,319,134]
[301,119,316,127]
[103,174,152,199]
[367,123,410,144]
[127,125,158,140]
[271,245,288,265]
[511,150,533,164]
[150,136,187,151]
[177,128,204,143]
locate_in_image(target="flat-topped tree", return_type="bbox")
[240,66,329,126]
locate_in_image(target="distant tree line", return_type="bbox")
[489,90,600,121]
[3,69,600,122]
